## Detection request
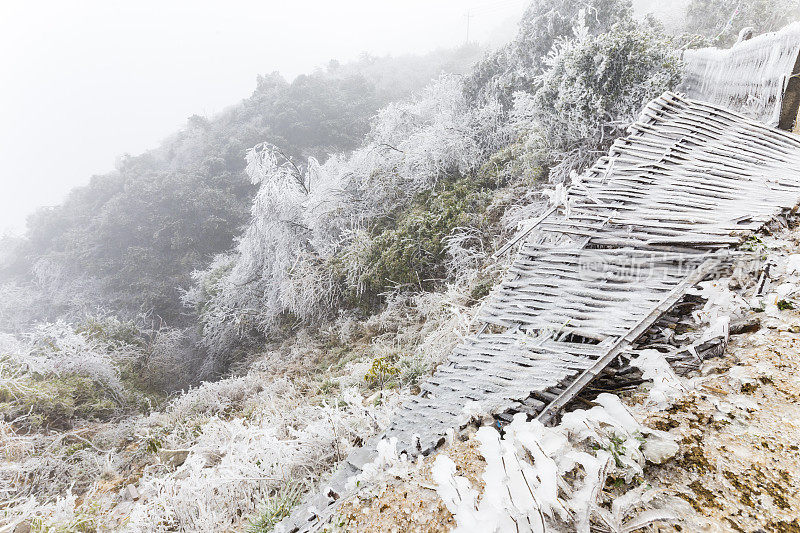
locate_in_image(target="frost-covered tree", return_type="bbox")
[186,76,497,364]
[513,19,683,181]
[684,0,800,46]
[183,145,322,364]
[464,0,635,109]
[0,259,104,333]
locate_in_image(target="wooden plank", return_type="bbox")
[493,205,557,258]
[536,258,721,425]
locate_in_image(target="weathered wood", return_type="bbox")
[278,91,800,533]
[536,258,720,426]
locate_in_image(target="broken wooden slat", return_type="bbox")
[535,258,721,426]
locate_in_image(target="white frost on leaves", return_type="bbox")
[117,381,405,532]
[433,394,676,533]
[691,279,747,324]
[1,321,140,401]
[187,75,506,360]
[632,350,686,408]
[511,17,682,183]
[345,437,418,499]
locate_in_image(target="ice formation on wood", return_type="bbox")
[279,92,800,532]
[432,394,677,533]
[681,22,800,127]
[388,91,800,455]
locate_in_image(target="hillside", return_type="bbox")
[2,1,800,532]
[0,46,481,326]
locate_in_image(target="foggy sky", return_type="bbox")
[0,0,528,234]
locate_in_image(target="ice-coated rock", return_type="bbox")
[643,437,679,464]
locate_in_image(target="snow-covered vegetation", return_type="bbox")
[185,75,506,364]
[187,2,684,371]
[433,395,678,533]
[0,274,477,531]
[513,19,682,181]
[1,0,797,531]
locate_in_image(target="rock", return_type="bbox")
[122,483,140,502]
[14,521,31,533]
[159,448,190,468]
[643,437,679,464]
[109,501,134,523]
[729,317,761,335]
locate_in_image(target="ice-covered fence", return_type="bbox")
[279,92,800,532]
[681,22,800,128]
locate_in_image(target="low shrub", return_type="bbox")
[339,173,499,306]
[0,374,117,430]
[246,482,304,533]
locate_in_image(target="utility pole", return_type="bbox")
[465,9,471,44]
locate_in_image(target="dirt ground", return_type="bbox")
[335,437,483,533]
[640,321,800,532]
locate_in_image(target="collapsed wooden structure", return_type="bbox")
[279,91,800,531]
[386,91,800,453]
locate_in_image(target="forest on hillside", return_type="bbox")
[1,0,799,531]
[0,46,481,326]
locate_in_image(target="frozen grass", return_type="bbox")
[246,482,304,533]
[0,273,480,531]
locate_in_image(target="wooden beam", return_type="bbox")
[536,258,721,425]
